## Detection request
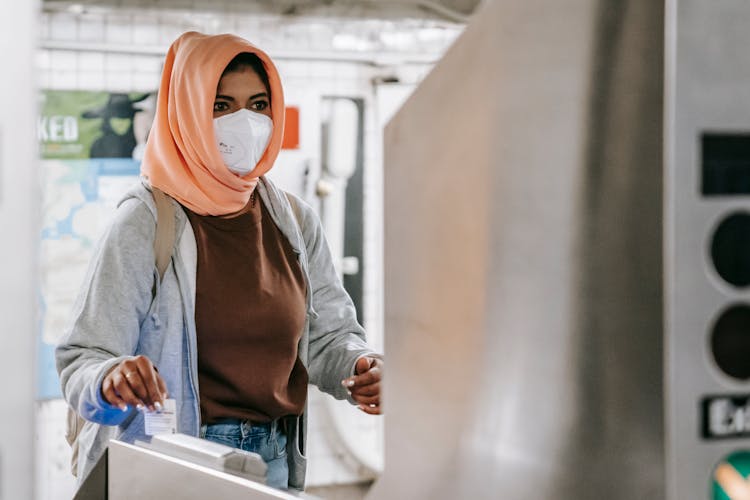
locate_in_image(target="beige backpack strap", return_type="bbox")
[285,191,302,227]
[65,407,84,477]
[66,187,177,478]
[152,187,176,280]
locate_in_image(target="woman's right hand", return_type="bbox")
[101,355,168,411]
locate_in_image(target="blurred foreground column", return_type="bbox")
[370,0,664,498]
[0,1,39,499]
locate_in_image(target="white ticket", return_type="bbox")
[144,398,177,436]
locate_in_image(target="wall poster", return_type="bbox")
[38,90,155,399]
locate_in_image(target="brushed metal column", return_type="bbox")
[371,0,664,498]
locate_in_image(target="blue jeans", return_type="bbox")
[200,419,289,490]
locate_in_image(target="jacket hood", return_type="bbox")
[141,31,285,216]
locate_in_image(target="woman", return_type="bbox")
[56,31,383,491]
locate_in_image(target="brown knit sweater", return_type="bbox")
[185,194,308,424]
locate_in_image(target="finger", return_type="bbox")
[351,393,380,406]
[357,403,382,415]
[354,356,373,375]
[134,356,164,409]
[350,382,380,397]
[150,362,169,400]
[122,367,149,404]
[101,376,129,411]
[156,372,169,400]
[112,372,146,409]
[345,366,382,388]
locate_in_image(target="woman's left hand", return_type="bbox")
[342,356,383,415]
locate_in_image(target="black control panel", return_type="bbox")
[703,133,750,195]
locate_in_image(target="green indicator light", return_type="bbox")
[713,451,750,499]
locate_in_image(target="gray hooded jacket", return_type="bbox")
[55,176,378,490]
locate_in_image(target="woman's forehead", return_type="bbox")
[216,68,267,93]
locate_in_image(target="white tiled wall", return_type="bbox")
[36,3,460,497]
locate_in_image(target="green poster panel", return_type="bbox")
[39,90,153,159]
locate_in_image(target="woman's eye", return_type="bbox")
[213,102,228,112]
[251,101,268,111]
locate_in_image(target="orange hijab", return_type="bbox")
[141,31,285,215]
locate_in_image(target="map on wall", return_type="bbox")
[38,90,155,399]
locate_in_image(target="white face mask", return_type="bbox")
[213,108,273,176]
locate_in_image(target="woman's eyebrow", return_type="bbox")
[215,92,268,101]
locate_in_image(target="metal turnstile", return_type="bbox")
[371,0,665,498]
[665,1,750,499]
[74,435,316,500]
[369,0,750,498]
